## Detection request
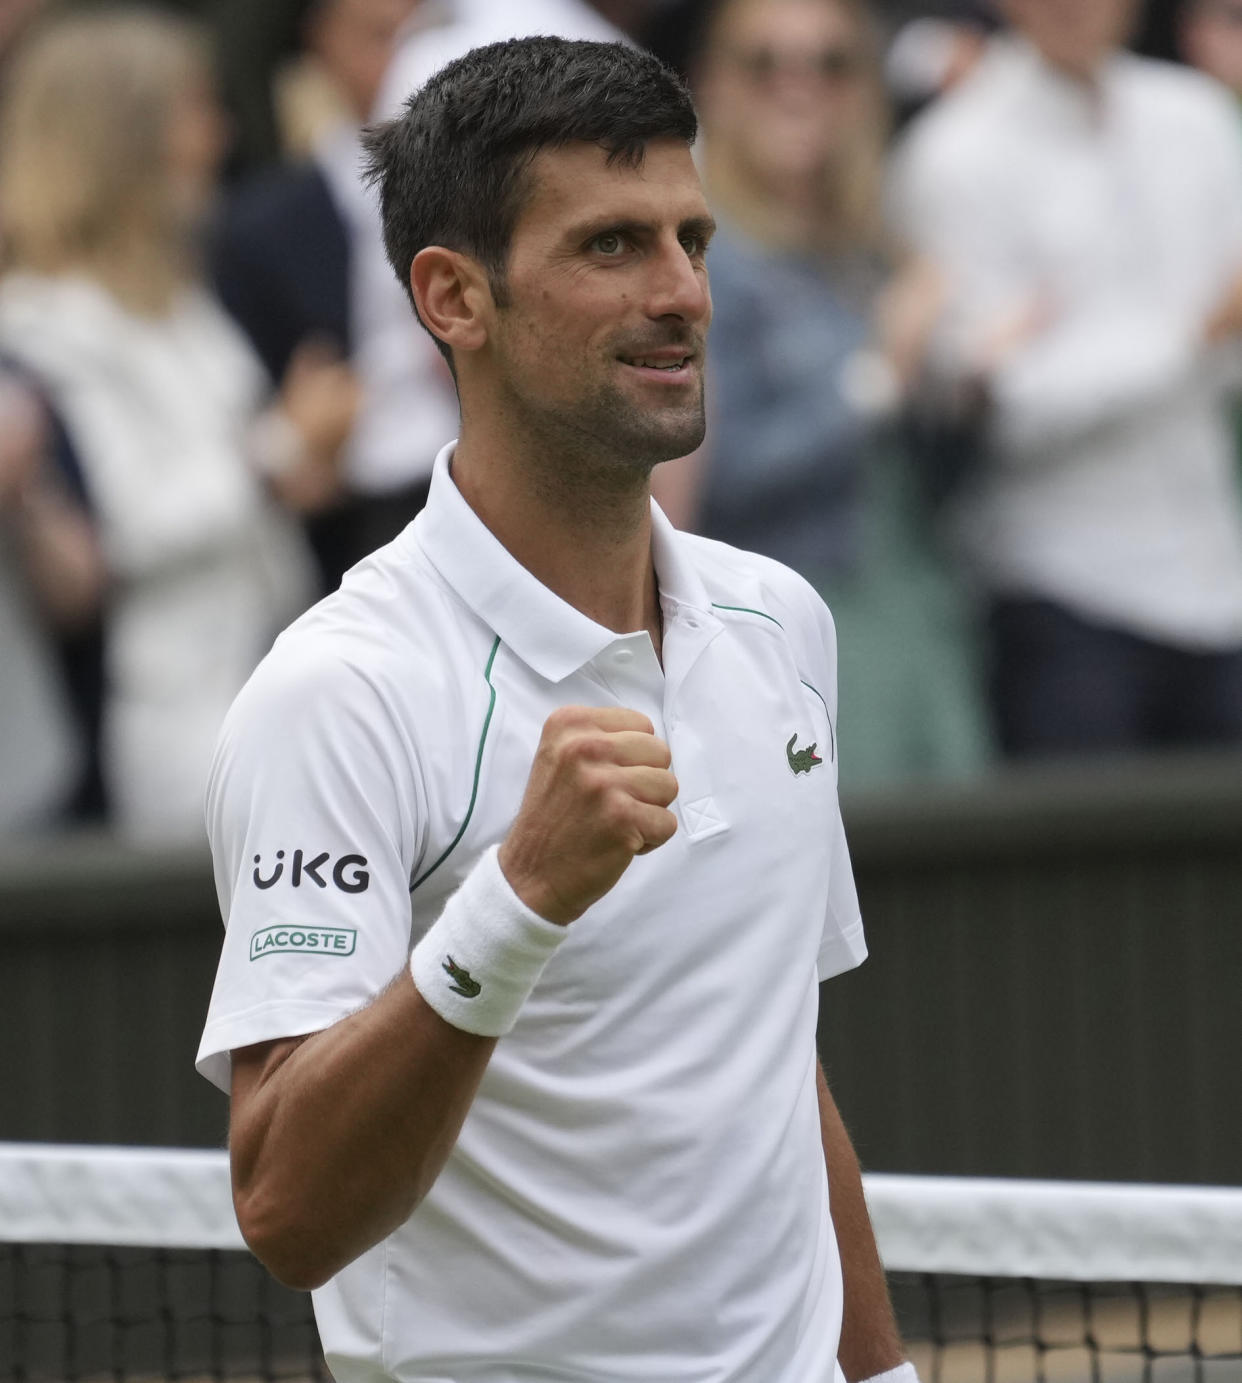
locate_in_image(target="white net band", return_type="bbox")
[3,1142,1241,1285]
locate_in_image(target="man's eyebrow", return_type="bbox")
[565,213,718,244]
[680,214,717,243]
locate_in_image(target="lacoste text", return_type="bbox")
[250,926,358,961]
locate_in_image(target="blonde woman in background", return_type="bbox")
[0,8,359,841]
[664,0,990,789]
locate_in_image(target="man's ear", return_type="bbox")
[410,247,493,356]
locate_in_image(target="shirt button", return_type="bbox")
[613,648,635,665]
[683,616,700,630]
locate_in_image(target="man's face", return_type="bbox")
[1004,0,1139,77]
[482,137,713,474]
[698,0,876,185]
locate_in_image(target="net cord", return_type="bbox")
[2,1144,1242,1285]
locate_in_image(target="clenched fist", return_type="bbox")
[497,706,678,925]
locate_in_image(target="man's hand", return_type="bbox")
[498,705,678,925]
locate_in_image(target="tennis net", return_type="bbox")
[1,1143,1240,1381]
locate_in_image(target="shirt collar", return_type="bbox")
[411,442,712,682]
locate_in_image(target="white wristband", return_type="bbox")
[410,845,568,1036]
[859,1364,920,1383]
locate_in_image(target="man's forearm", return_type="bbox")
[817,1061,906,1382]
[230,971,496,1291]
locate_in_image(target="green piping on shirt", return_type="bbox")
[711,602,784,628]
[410,634,501,893]
[800,679,835,763]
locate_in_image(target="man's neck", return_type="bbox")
[449,430,663,653]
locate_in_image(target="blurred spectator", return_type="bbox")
[1181,0,1242,493]
[0,0,107,832]
[676,0,990,787]
[213,0,414,592]
[0,9,355,840]
[0,0,43,66]
[891,0,1242,758]
[0,373,103,833]
[271,0,419,159]
[331,0,623,575]
[883,0,999,125]
[1182,0,1242,92]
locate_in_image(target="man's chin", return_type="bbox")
[612,404,706,467]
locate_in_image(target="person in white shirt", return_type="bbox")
[0,9,356,839]
[198,36,918,1383]
[890,0,1242,756]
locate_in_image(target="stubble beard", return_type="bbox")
[502,363,707,514]
[577,370,707,473]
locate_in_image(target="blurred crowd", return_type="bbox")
[4,0,1242,842]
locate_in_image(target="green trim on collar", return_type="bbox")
[710,602,783,628]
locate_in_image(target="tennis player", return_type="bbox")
[196,36,918,1383]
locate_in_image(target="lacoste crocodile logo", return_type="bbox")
[442,955,481,998]
[786,733,823,776]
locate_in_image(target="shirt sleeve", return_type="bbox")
[761,562,868,981]
[817,807,866,981]
[195,640,424,1092]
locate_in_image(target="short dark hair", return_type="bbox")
[362,36,698,357]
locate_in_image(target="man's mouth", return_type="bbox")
[618,352,694,373]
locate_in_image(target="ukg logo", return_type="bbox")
[252,850,370,893]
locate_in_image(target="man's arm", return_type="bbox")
[817,1060,908,1383]
[228,705,678,1291]
[230,978,496,1291]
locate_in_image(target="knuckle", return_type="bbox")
[572,731,610,763]
[545,704,591,736]
[601,785,636,831]
[578,763,612,800]
[548,728,593,771]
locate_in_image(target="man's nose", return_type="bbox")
[646,238,711,323]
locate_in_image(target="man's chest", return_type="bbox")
[406,618,839,1013]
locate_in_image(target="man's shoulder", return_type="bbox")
[676,532,836,651]
[227,534,491,740]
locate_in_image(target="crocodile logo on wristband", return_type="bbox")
[443,955,482,998]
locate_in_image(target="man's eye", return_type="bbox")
[593,232,624,255]
[680,234,706,256]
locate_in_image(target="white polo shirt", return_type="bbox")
[197,443,866,1383]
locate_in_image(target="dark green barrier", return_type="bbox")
[821,752,1242,1185]
[2,752,1240,1181]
